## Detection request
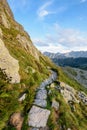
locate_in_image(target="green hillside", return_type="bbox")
[0,1,87,130]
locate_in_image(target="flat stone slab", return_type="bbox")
[34,99,47,107]
[28,106,50,128]
[36,89,47,100]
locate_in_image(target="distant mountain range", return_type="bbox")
[44,51,87,70]
[44,51,87,59]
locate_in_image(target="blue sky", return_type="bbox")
[7,0,87,53]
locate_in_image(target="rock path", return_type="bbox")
[28,71,57,129]
[28,70,87,130]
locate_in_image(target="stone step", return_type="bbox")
[34,99,47,108]
[28,106,50,128]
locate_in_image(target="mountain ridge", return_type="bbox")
[44,51,87,59]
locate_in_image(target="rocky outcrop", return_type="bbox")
[0,11,10,28]
[16,34,39,60]
[78,91,87,105]
[0,38,20,83]
[60,82,79,103]
[0,0,14,19]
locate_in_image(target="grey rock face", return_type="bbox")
[28,106,50,128]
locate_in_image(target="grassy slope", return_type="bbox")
[0,2,87,130]
[0,5,56,129]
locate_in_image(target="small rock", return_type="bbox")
[52,99,59,111]
[50,83,55,88]
[28,106,50,128]
[18,93,26,102]
[67,128,71,130]
[10,112,23,130]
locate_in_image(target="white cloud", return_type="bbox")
[37,1,54,19]
[80,0,87,3]
[37,1,67,19]
[33,24,87,53]
[33,38,49,46]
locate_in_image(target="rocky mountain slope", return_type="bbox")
[0,0,87,130]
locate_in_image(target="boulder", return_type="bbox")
[0,39,20,83]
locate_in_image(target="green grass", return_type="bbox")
[65,67,77,76]
[58,67,87,94]
[0,23,56,129]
